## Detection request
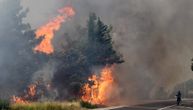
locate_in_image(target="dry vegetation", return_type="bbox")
[11,102,86,110]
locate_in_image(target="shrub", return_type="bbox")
[80,101,97,109]
[11,102,85,110]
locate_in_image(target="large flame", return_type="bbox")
[34,6,75,54]
[81,66,115,105]
[11,83,37,104]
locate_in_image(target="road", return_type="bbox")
[95,99,193,110]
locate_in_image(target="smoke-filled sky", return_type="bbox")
[2,0,193,103]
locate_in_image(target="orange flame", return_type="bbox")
[81,66,115,105]
[11,96,28,104]
[11,83,37,104]
[34,6,75,54]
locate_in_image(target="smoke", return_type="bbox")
[0,0,192,104]
[72,0,193,101]
[32,61,55,85]
[108,0,193,101]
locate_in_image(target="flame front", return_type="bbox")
[11,83,37,104]
[11,96,28,104]
[81,66,115,105]
[34,6,75,54]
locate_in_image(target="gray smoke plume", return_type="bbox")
[2,0,193,104]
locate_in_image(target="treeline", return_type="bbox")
[0,0,123,100]
[0,0,46,99]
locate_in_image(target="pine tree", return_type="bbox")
[53,13,124,100]
[86,13,124,66]
[88,13,97,42]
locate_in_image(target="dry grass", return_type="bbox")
[10,102,86,110]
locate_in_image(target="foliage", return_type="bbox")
[86,13,124,66]
[53,13,124,100]
[0,100,9,110]
[80,101,98,109]
[0,100,86,110]
[53,49,89,99]
[10,102,85,110]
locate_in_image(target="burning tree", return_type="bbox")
[80,13,124,105]
[0,0,123,104]
[52,13,124,103]
[81,66,116,105]
[5,2,78,102]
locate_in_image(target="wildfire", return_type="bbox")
[11,96,28,104]
[81,66,115,105]
[11,83,37,104]
[34,6,75,54]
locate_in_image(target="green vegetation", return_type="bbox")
[10,102,86,110]
[86,13,124,66]
[0,100,10,110]
[0,100,99,110]
[0,100,92,110]
[80,101,98,109]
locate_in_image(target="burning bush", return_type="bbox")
[80,101,98,109]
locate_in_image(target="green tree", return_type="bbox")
[88,13,97,42]
[86,13,124,66]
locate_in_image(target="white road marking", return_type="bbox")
[157,105,176,110]
[89,106,126,110]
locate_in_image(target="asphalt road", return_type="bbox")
[97,99,193,110]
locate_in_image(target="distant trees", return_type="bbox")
[0,0,42,98]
